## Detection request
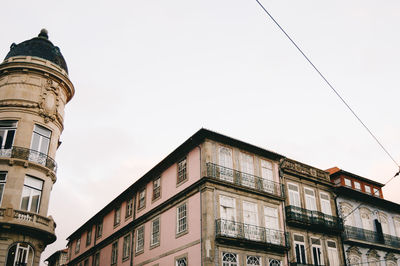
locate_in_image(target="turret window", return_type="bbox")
[31,124,51,155]
[0,171,7,206]
[0,120,17,150]
[20,175,43,213]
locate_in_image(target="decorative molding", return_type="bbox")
[281,159,329,180]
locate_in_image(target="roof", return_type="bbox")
[327,167,384,187]
[67,128,285,240]
[4,29,68,73]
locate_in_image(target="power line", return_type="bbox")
[254,0,400,169]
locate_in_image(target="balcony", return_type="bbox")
[285,206,343,233]
[0,146,57,172]
[215,219,289,252]
[343,225,400,251]
[0,208,56,244]
[206,163,284,198]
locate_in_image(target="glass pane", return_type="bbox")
[0,184,4,205]
[30,193,40,213]
[20,187,31,210]
[34,125,51,137]
[39,137,50,155]
[0,172,6,181]
[4,130,15,149]
[31,133,41,152]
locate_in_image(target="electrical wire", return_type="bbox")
[254,0,400,170]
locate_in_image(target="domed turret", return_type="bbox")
[4,29,68,73]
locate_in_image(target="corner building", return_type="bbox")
[0,30,74,265]
[67,129,289,266]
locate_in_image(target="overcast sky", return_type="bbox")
[2,0,400,264]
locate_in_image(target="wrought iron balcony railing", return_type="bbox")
[285,206,343,232]
[343,225,400,249]
[206,163,284,198]
[215,219,289,248]
[0,146,57,172]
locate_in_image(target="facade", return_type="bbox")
[329,167,400,266]
[45,248,68,266]
[280,159,345,265]
[0,30,74,265]
[67,129,290,266]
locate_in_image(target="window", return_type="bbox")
[0,171,7,206]
[0,120,17,150]
[360,208,373,231]
[177,158,187,184]
[176,256,187,266]
[126,198,133,218]
[30,124,51,155]
[86,228,92,246]
[264,206,280,244]
[114,205,121,226]
[123,234,131,260]
[6,242,34,266]
[354,181,361,190]
[304,188,317,211]
[327,240,339,266]
[93,252,100,266]
[311,238,323,266]
[177,203,187,234]
[240,152,255,188]
[294,234,306,264]
[111,241,118,265]
[243,201,258,240]
[96,220,103,238]
[261,160,275,193]
[222,252,237,266]
[394,218,400,237]
[379,213,389,234]
[219,147,233,182]
[135,225,144,253]
[269,259,281,266]
[320,192,332,215]
[373,188,380,197]
[75,238,81,253]
[153,177,161,200]
[138,188,146,210]
[365,185,371,194]
[344,178,352,187]
[288,183,300,207]
[246,255,260,265]
[83,258,89,266]
[20,175,43,213]
[151,218,160,246]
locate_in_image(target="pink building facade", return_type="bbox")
[67,129,289,266]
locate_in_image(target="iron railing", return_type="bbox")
[289,263,324,266]
[343,225,400,249]
[215,219,289,248]
[0,146,57,172]
[206,163,284,197]
[286,206,343,232]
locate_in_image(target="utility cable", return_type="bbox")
[254,0,400,170]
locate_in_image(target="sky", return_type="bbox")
[2,0,400,264]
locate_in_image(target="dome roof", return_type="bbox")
[4,29,68,73]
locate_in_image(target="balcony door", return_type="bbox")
[240,153,255,188]
[220,195,236,237]
[360,208,373,231]
[29,125,51,166]
[327,240,339,266]
[311,238,324,266]
[219,147,233,182]
[243,201,259,240]
[0,120,17,155]
[288,183,301,208]
[264,206,280,245]
[261,160,274,194]
[294,234,307,264]
[320,192,333,224]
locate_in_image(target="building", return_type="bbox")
[67,128,290,266]
[328,167,400,266]
[280,159,345,265]
[45,248,68,266]
[0,30,75,265]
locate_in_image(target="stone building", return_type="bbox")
[67,129,289,266]
[45,248,68,266]
[0,30,74,265]
[280,159,345,265]
[328,167,400,266]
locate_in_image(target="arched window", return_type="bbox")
[393,217,400,237]
[6,242,34,266]
[360,207,373,231]
[340,202,354,226]
[378,213,389,235]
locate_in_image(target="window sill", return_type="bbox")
[176,229,188,239]
[113,222,120,229]
[150,242,160,250]
[135,250,144,256]
[122,256,129,262]
[176,178,188,188]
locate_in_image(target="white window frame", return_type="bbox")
[344,178,352,187]
[114,205,121,226]
[126,198,133,218]
[86,228,92,246]
[320,192,332,216]
[135,225,144,253]
[246,255,261,266]
[354,181,361,190]
[0,120,17,150]
[152,177,161,200]
[151,217,160,246]
[20,175,43,213]
[240,152,255,188]
[222,252,238,266]
[293,234,307,264]
[177,157,187,184]
[304,187,317,211]
[175,256,188,266]
[30,124,51,155]
[0,171,7,206]
[138,188,146,210]
[287,183,301,207]
[219,147,233,182]
[327,240,339,266]
[364,185,371,194]
[310,238,324,266]
[122,234,131,260]
[111,241,118,265]
[176,203,187,235]
[75,238,81,254]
